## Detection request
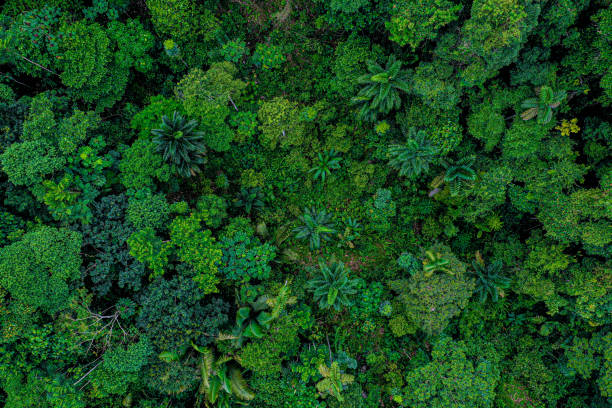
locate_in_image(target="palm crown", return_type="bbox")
[388,127,438,178]
[306,261,359,311]
[470,258,511,303]
[443,157,477,196]
[520,86,566,124]
[293,207,337,250]
[351,55,411,122]
[151,111,206,177]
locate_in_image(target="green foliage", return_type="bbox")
[316,361,354,401]
[400,337,499,407]
[252,43,285,69]
[257,97,305,149]
[1,2,610,406]
[234,187,265,215]
[0,138,64,186]
[387,0,462,50]
[146,0,219,66]
[219,230,276,283]
[119,137,171,189]
[388,127,439,178]
[442,156,477,196]
[220,38,247,63]
[195,347,255,406]
[151,111,206,178]
[310,149,342,182]
[126,190,170,231]
[90,336,152,397]
[168,213,223,293]
[306,261,359,311]
[391,247,473,335]
[196,194,228,229]
[331,34,382,98]
[127,227,171,278]
[175,63,246,152]
[0,226,81,314]
[470,258,511,303]
[137,275,229,351]
[366,188,397,233]
[397,252,421,276]
[294,207,337,249]
[59,19,153,110]
[351,55,410,122]
[520,86,566,124]
[80,194,144,295]
[130,95,183,139]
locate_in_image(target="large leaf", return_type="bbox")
[236,307,250,326]
[327,287,339,307]
[243,321,263,338]
[256,311,274,328]
[158,351,179,363]
[230,368,255,401]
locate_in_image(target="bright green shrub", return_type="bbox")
[219,230,276,283]
[386,0,461,50]
[126,190,170,231]
[119,138,171,189]
[0,226,82,314]
[257,97,305,149]
[401,337,499,407]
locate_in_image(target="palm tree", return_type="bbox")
[442,157,477,196]
[234,187,264,214]
[310,149,342,182]
[351,55,411,122]
[423,250,452,277]
[195,346,255,407]
[306,261,359,311]
[293,207,337,250]
[151,111,206,177]
[520,86,566,124]
[388,127,439,178]
[470,257,511,303]
[316,362,354,401]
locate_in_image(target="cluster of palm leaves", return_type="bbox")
[315,361,354,401]
[351,55,411,122]
[194,345,254,408]
[470,258,511,303]
[521,86,566,124]
[234,187,264,214]
[310,149,342,182]
[388,127,439,178]
[423,250,453,277]
[151,111,206,177]
[293,207,337,249]
[306,261,359,311]
[428,156,477,197]
[442,157,477,196]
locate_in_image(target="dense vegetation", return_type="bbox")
[0,1,610,407]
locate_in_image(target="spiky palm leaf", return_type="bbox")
[388,127,438,178]
[151,111,206,177]
[306,261,359,311]
[351,55,410,122]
